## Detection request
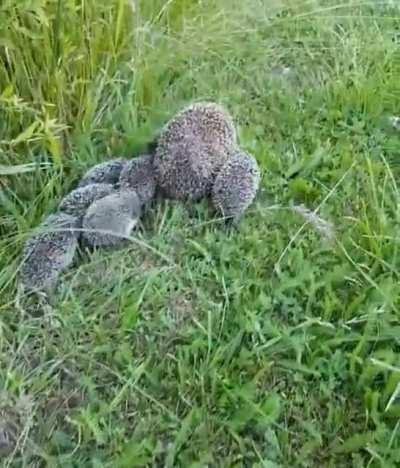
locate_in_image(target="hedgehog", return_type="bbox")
[153,102,237,201]
[59,183,115,218]
[78,158,128,188]
[212,150,260,223]
[20,212,79,293]
[119,154,157,206]
[82,190,142,248]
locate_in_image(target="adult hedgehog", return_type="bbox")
[153,102,237,201]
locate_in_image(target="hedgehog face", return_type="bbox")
[154,102,237,201]
[212,151,260,221]
[82,190,142,248]
[20,212,79,293]
[119,154,156,206]
[78,159,128,188]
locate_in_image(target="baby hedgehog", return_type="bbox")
[82,190,141,248]
[20,212,79,293]
[59,183,115,217]
[212,150,260,223]
[78,158,128,188]
[153,102,237,201]
[119,154,156,206]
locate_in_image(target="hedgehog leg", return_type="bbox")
[183,199,201,219]
[18,277,60,312]
[224,215,242,232]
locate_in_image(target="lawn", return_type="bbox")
[1,0,400,466]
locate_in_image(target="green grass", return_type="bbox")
[1,0,400,466]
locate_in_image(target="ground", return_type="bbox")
[1,0,400,466]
